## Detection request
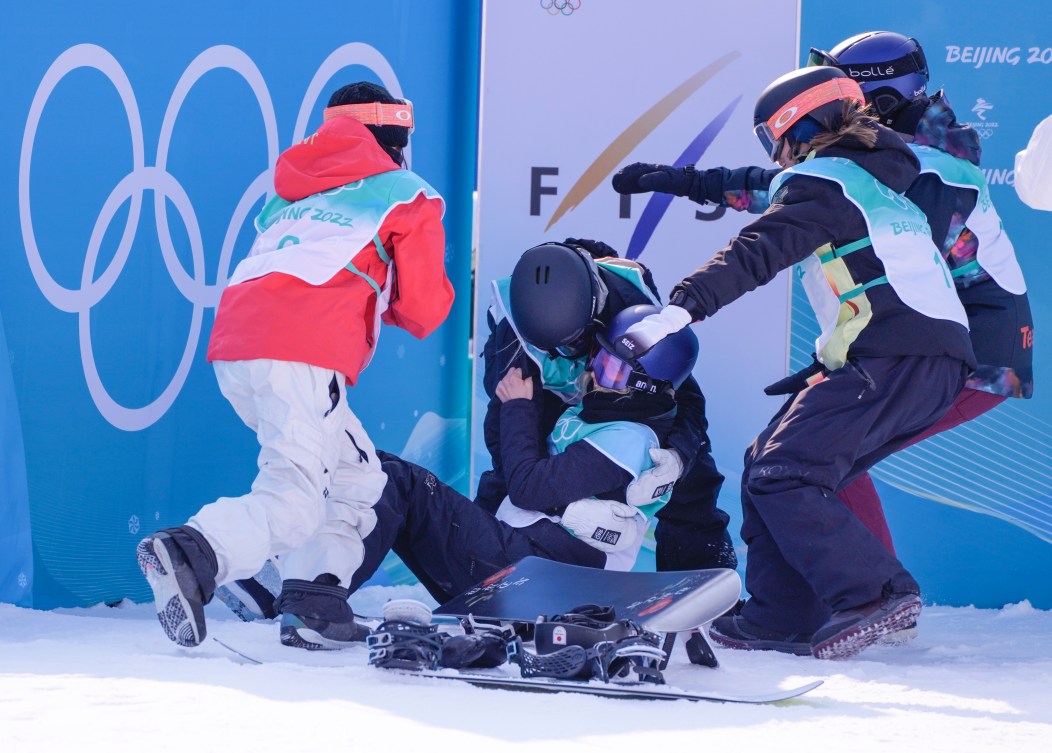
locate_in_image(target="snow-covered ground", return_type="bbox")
[1,584,1050,753]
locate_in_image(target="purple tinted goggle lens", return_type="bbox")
[589,349,633,390]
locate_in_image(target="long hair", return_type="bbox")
[807,100,880,152]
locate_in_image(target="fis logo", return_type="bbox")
[528,52,745,260]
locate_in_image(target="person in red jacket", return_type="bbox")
[135,82,454,650]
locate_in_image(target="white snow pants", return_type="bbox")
[188,359,389,588]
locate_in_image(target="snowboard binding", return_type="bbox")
[367,600,667,683]
[367,601,516,671]
[514,605,668,684]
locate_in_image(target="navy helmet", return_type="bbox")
[591,305,699,393]
[510,242,606,358]
[753,66,865,161]
[808,31,928,123]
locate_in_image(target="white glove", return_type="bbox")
[560,498,640,553]
[613,304,693,359]
[626,448,684,506]
[1015,113,1052,211]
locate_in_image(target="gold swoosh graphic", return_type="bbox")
[545,50,741,231]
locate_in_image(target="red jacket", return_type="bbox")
[207,118,454,384]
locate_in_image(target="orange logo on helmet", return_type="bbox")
[773,106,799,130]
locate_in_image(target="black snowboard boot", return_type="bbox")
[708,614,813,656]
[811,587,922,660]
[276,574,369,650]
[136,526,218,647]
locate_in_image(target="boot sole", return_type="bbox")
[812,597,921,660]
[136,537,206,647]
[279,624,330,651]
[279,619,370,651]
[877,622,919,645]
[708,629,813,657]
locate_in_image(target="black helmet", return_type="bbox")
[753,66,865,160]
[592,305,699,392]
[509,242,606,357]
[808,31,928,123]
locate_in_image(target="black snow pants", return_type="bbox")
[349,451,605,604]
[739,354,968,634]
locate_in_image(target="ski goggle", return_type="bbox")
[806,43,928,83]
[589,347,635,391]
[552,329,594,359]
[323,100,415,134]
[589,348,667,394]
[754,77,865,160]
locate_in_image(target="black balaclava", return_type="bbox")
[578,385,677,444]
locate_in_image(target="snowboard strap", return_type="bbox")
[367,620,447,671]
[509,632,667,684]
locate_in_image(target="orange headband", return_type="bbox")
[765,78,864,140]
[323,101,414,129]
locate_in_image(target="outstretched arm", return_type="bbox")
[612,163,779,214]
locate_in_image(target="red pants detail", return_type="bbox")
[836,388,1007,556]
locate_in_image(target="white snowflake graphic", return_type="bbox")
[128,515,141,535]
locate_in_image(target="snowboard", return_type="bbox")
[434,557,743,633]
[400,668,823,704]
[210,638,823,704]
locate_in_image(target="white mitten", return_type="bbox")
[1015,114,1052,211]
[613,304,693,359]
[560,498,640,553]
[626,448,684,506]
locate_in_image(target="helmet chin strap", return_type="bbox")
[785,140,816,165]
[575,250,608,322]
[870,90,912,126]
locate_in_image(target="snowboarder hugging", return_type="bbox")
[478,241,736,572]
[340,296,703,612]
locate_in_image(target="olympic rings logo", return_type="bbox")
[540,0,582,16]
[549,414,584,444]
[20,42,408,431]
[873,177,918,214]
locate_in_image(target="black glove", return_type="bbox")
[762,358,828,396]
[564,237,620,260]
[611,163,725,206]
